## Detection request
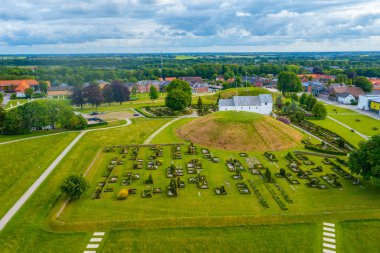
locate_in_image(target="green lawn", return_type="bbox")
[53,117,380,234]
[340,220,380,253]
[0,132,79,217]
[325,104,380,137]
[102,223,319,253]
[0,118,171,252]
[309,118,366,147]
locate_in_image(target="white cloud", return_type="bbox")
[236,11,251,17]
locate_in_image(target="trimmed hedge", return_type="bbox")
[304,144,347,156]
[86,121,108,128]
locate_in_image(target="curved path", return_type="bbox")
[0,119,132,231]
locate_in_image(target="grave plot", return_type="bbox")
[264,152,278,162]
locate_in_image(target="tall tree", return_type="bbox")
[197,96,203,109]
[166,79,192,105]
[111,80,130,105]
[312,102,327,119]
[165,89,189,111]
[348,135,380,180]
[70,85,86,109]
[102,84,114,105]
[277,71,302,94]
[84,83,103,108]
[149,85,159,101]
[354,76,373,93]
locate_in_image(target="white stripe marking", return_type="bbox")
[84,251,96,253]
[90,238,102,242]
[323,227,335,232]
[323,222,335,227]
[93,232,105,236]
[323,243,336,249]
[323,237,336,243]
[323,249,336,253]
[323,232,335,238]
[86,244,99,249]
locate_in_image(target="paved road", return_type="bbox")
[327,116,369,140]
[0,118,132,231]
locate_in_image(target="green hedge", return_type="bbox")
[86,121,108,128]
[304,144,347,156]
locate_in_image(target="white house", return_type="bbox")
[337,93,356,105]
[218,94,273,115]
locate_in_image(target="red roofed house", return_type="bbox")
[0,79,39,97]
[165,77,176,82]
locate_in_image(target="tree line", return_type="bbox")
[71,80,130,108]
[0,101,87,135]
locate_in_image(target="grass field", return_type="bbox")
[101,223,319,253]
[325,104,380,137]
[0,132,79,218]
[51,117,380,234]
[0,118,171,252]
[1,104,380,252]
[309,118,366,147]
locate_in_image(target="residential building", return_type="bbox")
[328,85,365,102]
[47,86,73,98]
[337,93,356,105]
[219,94,273,115]
[0,79,39,97]
[179,76,203,85]
[135,80,161,93]
[191,82,209,93]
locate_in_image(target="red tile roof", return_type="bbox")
[0,79,38,87]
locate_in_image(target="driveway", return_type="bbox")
[2,93,10,106]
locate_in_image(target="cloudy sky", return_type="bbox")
[0,0,380,54]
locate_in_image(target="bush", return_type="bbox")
[116,189,129,200]
[277,117,290,125]
[10,94,17,100]
[60,175,90,199]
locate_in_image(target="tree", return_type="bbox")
[166,79,192,105]
[84,83,103,108]
[25,88,34,98]
[265,168,272,182]
[312,102,327,119]
[38,81,49,94]
[354,76,373,93]
[197,96,203,109]
[165,89,189,111]
[111,80,130,105]
[305,94,317,111]
[102,84,114,105]
[0,92,3,104]
[2,109,23,134]
[277,71,302,94]
[299,93,308,105]
[70,85,86,109]
[149,85,159,101]
[0,106,5,131]
[60,175,90,199]
[348,135,380,180]
[276,95,284,109]
[69,115,87,130]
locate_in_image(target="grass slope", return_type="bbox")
[0,132,79,217]
[177,111,303,151]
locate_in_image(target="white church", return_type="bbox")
[218,94,273,115]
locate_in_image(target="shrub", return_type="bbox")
[60,175,90,199]
[116,189,129,200]
[277,117,290,125]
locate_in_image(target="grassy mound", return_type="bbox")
[176,111,303,151]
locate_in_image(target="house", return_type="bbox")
[179,76,203,85]
[337,93,356,105]
[302,81,325,96]
[0,79,39,96]
[328,86,365,101]
[191,82,209,93]
[135,80,161,93]
[47,86,73,98]
[165,77,176,82]
[219,94,273,115]
[358,95,380,115]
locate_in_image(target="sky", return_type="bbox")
[0,0,380,54]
